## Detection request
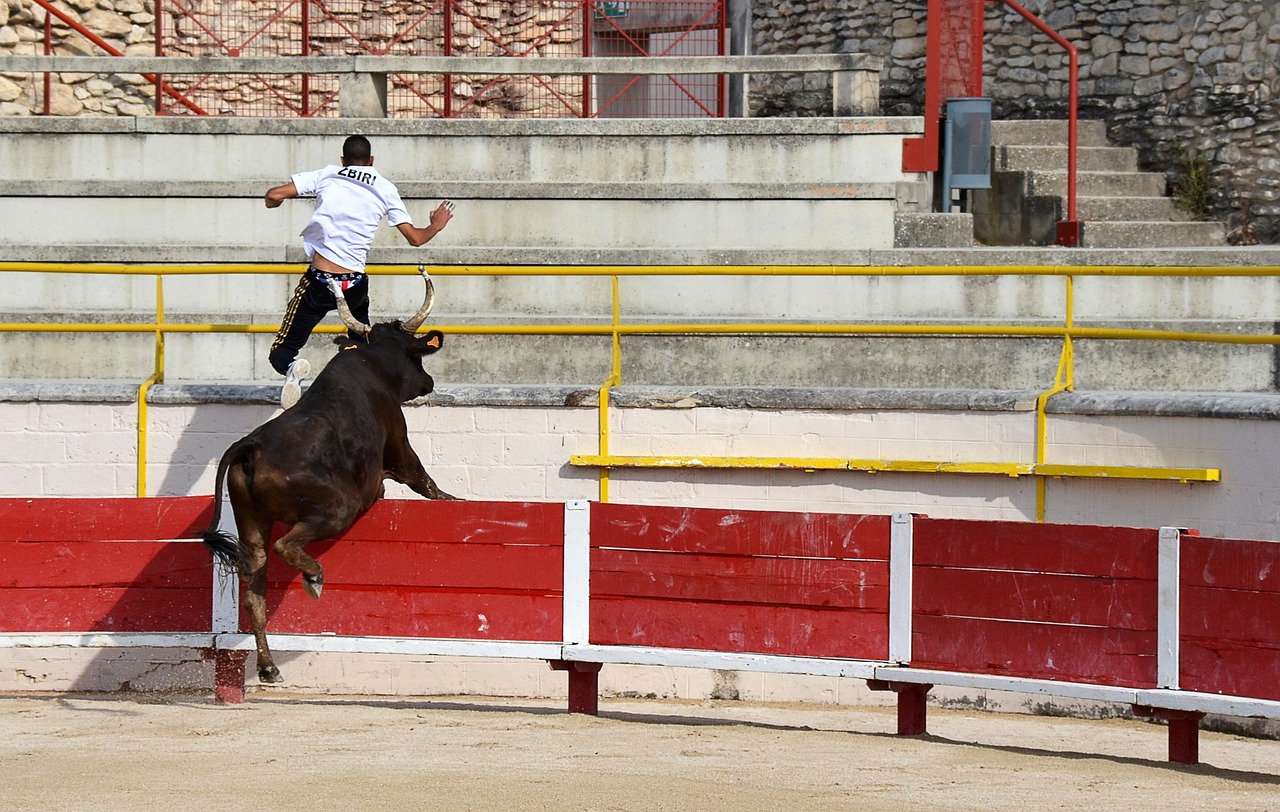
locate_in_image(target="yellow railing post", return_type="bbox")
[136,272,165,497]
[1034,274,1075,522]
[596,275,623,503]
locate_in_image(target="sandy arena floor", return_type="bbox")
[0,693,1276,811]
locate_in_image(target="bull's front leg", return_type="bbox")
[407,468,460,500]
[387,456,460,500]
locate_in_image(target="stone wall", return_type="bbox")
[0,0,586,117]
[751,0,1279,243]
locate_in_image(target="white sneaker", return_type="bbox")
[281,358,311,409]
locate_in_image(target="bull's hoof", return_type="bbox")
[303,573,324,599]
[258,665,283,684]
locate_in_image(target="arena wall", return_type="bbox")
[3,384,1279,736]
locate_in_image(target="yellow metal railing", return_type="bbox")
[5,261,1267,514]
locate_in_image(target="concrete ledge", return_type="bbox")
[0,53,883,77]
[1,180,905,201]
[4,380,1280,420]
[5,244,1280,267]
[0,115,921,137]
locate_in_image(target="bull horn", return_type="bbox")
[326,279,371,334]
[401,265,436,334]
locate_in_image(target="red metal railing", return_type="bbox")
[33,0,207,115]
[151,0,725,118]
[904,0,1080,245]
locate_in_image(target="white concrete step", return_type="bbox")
[995,144,1139,173]
[991,118,1110,148]
[1079,220,1228,249]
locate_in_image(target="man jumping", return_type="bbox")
[264,134,454,408]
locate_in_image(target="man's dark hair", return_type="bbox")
[343,135,373,165]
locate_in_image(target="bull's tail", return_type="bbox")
[198,438,255,574]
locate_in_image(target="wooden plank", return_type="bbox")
[591,597,889,659]
[269,539,563,592]
[0,586,209,632]
[1181,587,1280,645]
[335,500,565,546]
[914,518,1157,578]
[593,548,890,609]
[914,566,1156,631]
[591,503,891,559]
[0,540,210,589]
[1180,640,1280,701]
[911,615,1157,687]
[1181,536,1280,593]
[259,587,562,641]
[0,497,214,542]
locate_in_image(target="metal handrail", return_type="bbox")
[5,262,1264,513]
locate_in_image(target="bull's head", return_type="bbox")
[328,267,445,402]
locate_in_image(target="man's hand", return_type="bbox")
[396,201,456,247]
[264,182,298,209]
[429,200,455,231]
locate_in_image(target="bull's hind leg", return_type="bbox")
[272,519,348,600]
[234,511,283,684]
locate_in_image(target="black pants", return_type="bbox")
[268,269,370,375]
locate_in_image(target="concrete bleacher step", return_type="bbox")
[974,119,1226,248]
[1076,196,1191,222]
[1078,220,1228,249]
[1022,169,1167,198]
[995,144,1138,173]
[991,118,1111,148]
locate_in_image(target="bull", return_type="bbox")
[199,269,458,684]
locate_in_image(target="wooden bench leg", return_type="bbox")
[868,680,933,736]
[213,650,249,704]
[549,660,603,715]
[1133,705,1206,765]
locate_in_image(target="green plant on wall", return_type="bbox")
[1172,147,1213,220]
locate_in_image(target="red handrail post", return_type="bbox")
[999,0,1081,245]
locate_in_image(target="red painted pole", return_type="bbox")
[550,660,603,715]
[213,650,249,704]
[998,0,1081,243]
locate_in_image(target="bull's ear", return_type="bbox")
[415,329,445,355]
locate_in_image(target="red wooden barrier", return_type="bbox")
[910,518,1159,687]
[1180,535,1280,701]
[0,497,214,633]
[2,497,1277,767]
[590,504,891,659]
[256,500,565,642]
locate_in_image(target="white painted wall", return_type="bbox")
[3,397,1273,541]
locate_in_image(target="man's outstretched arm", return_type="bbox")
[396,200,455,247]
[264,182,298,209]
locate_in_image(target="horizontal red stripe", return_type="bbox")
[336,500,564,546]
[593,548,890,609]
[915,518,1157,577]
[1182,587,1280,645]
[1181,536,1280,593]
[259,586,562,641]
[1180,639,1280,701]
[591,597,888,659]
[911,615,1157,687]
[592,503,891,558]
[0,497,215,543]
[0,540,211,589]
[264,540,563,592]
[914,567,1157,631]
[0,587,209,632]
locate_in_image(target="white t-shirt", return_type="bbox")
[291,164,413,273]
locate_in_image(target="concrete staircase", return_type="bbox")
[972,120,1227,248]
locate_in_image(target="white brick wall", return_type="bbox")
[1,398,1274,540]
